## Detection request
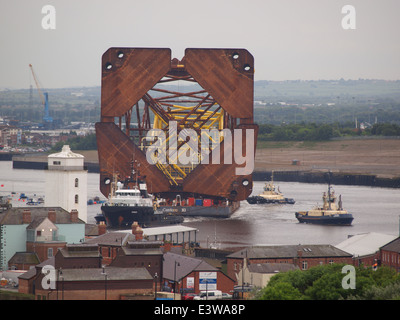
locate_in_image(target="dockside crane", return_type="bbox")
[29,64,53,127]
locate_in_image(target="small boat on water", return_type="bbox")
[247,171,295,204]
[295,182,353,226]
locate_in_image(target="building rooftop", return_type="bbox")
[85,231,135,246]
[58,244,101,258]
[163,252,217,282]
[335,232,398,257]
[26,216,57,230]
[381,237,400,254]
[248,263,299,274]
[48,145,84,159]
[8,252,40,266]
[227,244,352,259]
[0,207,85,225]
[116,225,198,237]
[58,267,152,282]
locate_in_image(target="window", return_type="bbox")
[75,178,79,187]
[37,230,42,237]
[48,248,53,258]
[53,161,61,165]
[75,195,79,204]
[302,261,308,270]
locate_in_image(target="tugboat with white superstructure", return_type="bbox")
[295,177,353,226]
[247,171,295,204]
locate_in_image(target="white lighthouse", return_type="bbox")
[45,145,87,222]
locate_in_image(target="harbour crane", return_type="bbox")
[29,64,53,127]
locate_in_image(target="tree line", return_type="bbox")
[257,123,400,141]
[49,122,400,152]
[256,264,400,300]
[50,133,97,152]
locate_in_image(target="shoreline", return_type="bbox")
[3,138,400,188]
[6,158,400,189]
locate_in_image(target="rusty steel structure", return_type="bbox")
[95,47,258,203]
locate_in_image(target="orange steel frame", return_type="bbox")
[95,48,258,202]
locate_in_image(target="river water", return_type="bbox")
[1,161,399,248]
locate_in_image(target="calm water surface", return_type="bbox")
[1,161,399,248]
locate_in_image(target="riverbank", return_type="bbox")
[4,139,400,188]
[254,139,400,188]
[255,139,400,179]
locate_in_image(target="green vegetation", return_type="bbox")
[0,289,34,300]
[50,133,97,152]
[256,264,400,300]
[257,123,400,143]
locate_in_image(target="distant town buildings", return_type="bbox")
[0,117,95,152]
[0,124,22,147]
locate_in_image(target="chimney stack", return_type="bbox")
[48,209,56,223]
[22,209,31,224]
[98,221,106,235]
[135,226,144,241]
[70,209,79,223]
[297,249,303,258]
[132,221,139,235]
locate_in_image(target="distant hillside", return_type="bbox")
[1,80,400,125]
[255,79,400,103]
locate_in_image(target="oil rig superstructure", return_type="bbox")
[95,48,258,217]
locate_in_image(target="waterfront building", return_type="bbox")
[45,145,88,222]
[0,207,85,271]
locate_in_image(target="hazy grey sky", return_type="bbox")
[0,0,399,88]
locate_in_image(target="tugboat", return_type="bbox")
[295,181,353,226]
[247,171,295,204]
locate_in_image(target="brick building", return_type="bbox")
[380,237,400,272]
[18,243,154,300]
[226,244,353,282]
[162,252,235,295]
[335,232,397,267]
[109,241,163,290]
[84,229,135,265]
[54,244,102,269]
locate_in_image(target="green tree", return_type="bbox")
[257,264,399,300]
[260,282,303,300]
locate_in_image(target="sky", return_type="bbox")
[0,0,399,89]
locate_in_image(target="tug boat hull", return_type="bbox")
[295,212,354,226]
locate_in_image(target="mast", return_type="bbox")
[328,180,332,210]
